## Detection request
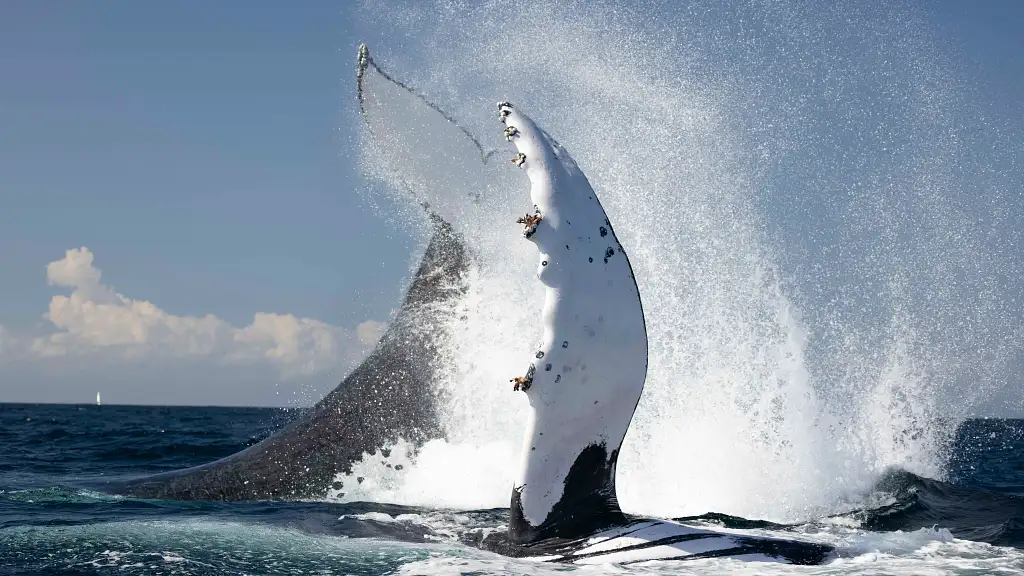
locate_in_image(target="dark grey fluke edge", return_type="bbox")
[113,219,467,500]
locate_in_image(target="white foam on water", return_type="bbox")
[330,438,516,510]
[349,0,1021,523]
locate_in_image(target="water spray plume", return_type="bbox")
[342,0,1022,523]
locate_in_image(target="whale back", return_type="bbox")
[115,220,467,500]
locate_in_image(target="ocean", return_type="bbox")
[2,402,1024,575]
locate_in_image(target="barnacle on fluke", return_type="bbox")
[517,210,543,238]
[511,363,536,392]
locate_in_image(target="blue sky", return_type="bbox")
[0,2,411,329]
[0,2,416,405]
[0,1,1021,406]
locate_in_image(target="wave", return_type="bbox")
[6,488,1024,575]
[853,468,1024,547]
[13,465,1024,548]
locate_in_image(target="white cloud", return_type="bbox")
[47,247,102,290]
[5,247,385,378]
[356,319,388,346]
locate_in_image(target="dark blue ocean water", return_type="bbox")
[3,403,1024,575]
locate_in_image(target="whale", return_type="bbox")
[108,44,834,565]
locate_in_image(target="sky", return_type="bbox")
[0,2,414,405]
[0,1,1021,407]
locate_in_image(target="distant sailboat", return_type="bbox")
[96,392,101,406]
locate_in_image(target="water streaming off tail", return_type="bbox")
[341,0,1022,521]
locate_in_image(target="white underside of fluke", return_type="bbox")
[499,103,648,527]
[540,519,812,565]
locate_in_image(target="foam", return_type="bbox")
[397,528,1024,576]
[329,439,516,510]
[351,0,1020,522]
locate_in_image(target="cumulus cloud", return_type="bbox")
[356,320,388,346]
[7,247,385,378]
[47,247,102,290]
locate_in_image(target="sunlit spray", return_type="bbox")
[341,0,1020,522]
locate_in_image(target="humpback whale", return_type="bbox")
[109,44,834,565]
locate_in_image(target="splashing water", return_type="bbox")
[338,0,1022,523]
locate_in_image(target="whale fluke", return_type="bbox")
[496,102,648,547]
